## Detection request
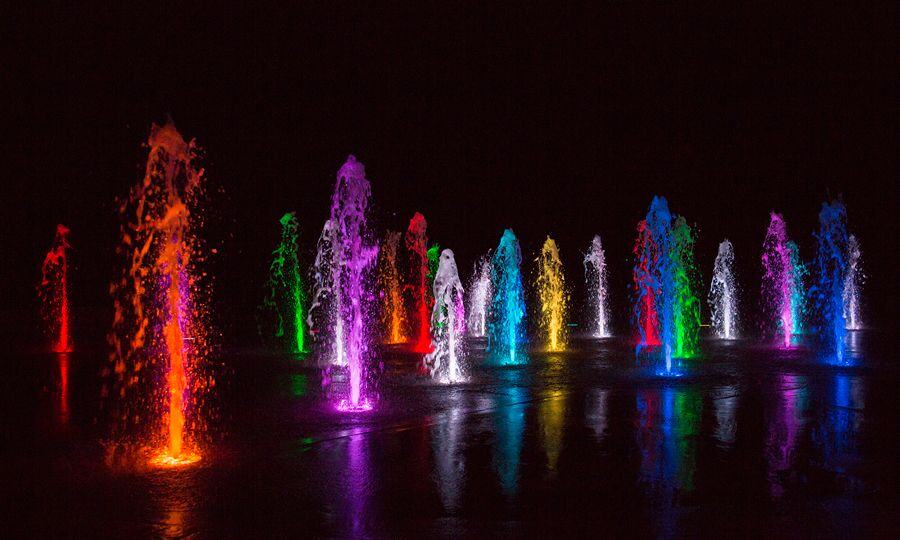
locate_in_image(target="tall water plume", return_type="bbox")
[108,122,210,466]
[488,229,526,364]
[536,237,568,351]
[761,213,794,347]
[708,239,738,339]
[583,235,611,338]
[424,249,466,382]
[309,156,378,409]
[811,200,850,363]
[405,212,432,353]
[39,224,72,353]
[260,212,307,353]
[842,234,862,330]
[467,255,493,337]
[377,231,406,344]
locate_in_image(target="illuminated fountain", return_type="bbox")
[109,122,209,466]
[488,229,526,364]
[787,241,808,335]
[843,234,862,330]
[405,212,433,353]
[424,249,466,383]
[466,254,492,337]
[536,236,568,351]
[309,156,378,410]
[632,197,699,373]
[260,212,307,353]
[583,235,611,338]
[39,224,72,353]
[672,217,701,359]
[811,200,851,363]
[708,239,738,339]
[377,231,407,344]
[761,213,795,347]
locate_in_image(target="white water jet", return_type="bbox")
[843,234,862,330]
[708,239,739,339]
[583,235,611,338]
[466,254,492,338]
[425,249,466,383]
[308,219,346,366]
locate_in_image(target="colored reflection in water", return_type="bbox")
[538,390,566,472]
[766,373,808,497]
[814,374,864,473]
[712,385,738,446]
[431,404,465,511]
[492,385,528,498]
[290,373,308,397]
[346,427,371,535]
[635,387,702,492]
[585,388,610,441]
[56,353,70,426]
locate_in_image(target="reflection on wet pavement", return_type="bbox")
[3,333,899,537]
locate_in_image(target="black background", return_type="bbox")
[4,3,897,344]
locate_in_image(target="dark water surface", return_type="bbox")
[3,332,899,538]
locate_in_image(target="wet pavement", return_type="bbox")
[3,331,899,538]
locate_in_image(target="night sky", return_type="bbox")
[4,4,897,342]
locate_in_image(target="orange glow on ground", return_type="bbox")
[150,449,202,468]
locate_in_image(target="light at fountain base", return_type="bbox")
[336,398,374,413]
[150,449,202,468]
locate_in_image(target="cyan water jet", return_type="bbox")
[488,229,526,364]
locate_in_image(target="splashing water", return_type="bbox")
[761,213,794,347]
[377,231,407,344]
[488,229,526,364]
[843,234,862,330]
[671,217,701,359]
[632,197,700,371]
[787,241,808,335]
[39,224,72,353]
[424,249,466,383]
[309,156,378,410]
[108,122,209,465]
[632,197,673,365]
[536,237,568,351]
[405,213,433,353]
[583,235,611,338]
[708,239,738,339]
[260,212,308,353]
[467,254,493,337]
[811,200,850,363]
